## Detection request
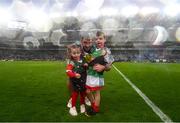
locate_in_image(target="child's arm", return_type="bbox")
[93,48,114,72]
[89,49,107,66]
[89,55,107,66]
[66,64,81,78]
[104,48,114,71]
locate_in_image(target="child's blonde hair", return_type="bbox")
[66,43,82,60]
[96,31,106,39]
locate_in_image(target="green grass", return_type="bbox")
[0,61,179,121]
[114,62,180,122]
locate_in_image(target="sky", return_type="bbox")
[0,0,180,45]
[0,0,180,33]
[0,0,179,21]
[1,0,180,20]
[0,0,180,11]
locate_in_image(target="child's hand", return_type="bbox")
[93,64,105,72]
[75,73,81,78]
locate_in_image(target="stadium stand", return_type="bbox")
[0,16,180,62]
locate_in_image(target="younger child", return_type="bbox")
[66,44,86,116]
[85,31,114,116]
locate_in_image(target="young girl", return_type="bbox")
[85,31,114,116]
[66,44,87,116]
[66,36,94,108]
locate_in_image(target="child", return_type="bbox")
[85,31,114,116]
[66,35,95,108]
[66,44,87,116]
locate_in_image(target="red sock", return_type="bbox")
[71,91,78,107]
[91,102,99,112]
[94,105,99,112]
[80,91,85,105]
[91,102,95,107]
[95,105,99,112]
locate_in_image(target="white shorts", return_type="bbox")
[86,75,104,88]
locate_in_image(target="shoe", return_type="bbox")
[80,104,86,113]
[67,98,72,108]
[69,106,78,116]
[85,107,97,117]
[85,97,91,106]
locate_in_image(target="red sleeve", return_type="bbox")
[66,64,76,78]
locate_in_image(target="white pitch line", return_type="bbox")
[113,65,172,123]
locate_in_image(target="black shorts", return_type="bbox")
[70,72,86,92]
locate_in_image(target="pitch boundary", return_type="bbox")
[112,65,172,122]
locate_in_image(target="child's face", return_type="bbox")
[81,39,93,51]
[70,48,81,61]
[96,35,106,48]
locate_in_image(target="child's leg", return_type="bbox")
[80,91,86,113]
[85,96,91,106]
[85,90,100,116]
[80,91,86,105]
[93,90,100,112]
[86,90,100,113]
[67,81,73,108]
[69,91,79,116]
[86,89,95,104]
[71,91,79,107]
[94,90,101,106]
[67,80,73,96]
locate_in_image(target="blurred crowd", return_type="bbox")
[0,47,179,63]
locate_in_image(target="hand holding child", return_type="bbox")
[75,73,81,78]
[93,64,105,72]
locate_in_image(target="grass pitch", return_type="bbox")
[0,61,179,122]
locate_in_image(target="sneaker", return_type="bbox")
[85,107,97,117]
[85,97,91,106]
[69,106,78,116]
[80,104,86,113]
[67,98,72,108]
